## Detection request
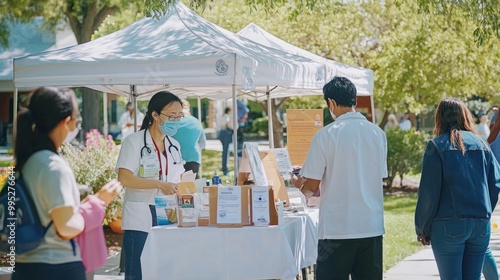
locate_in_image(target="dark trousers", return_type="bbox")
[12,261,86,280]
[183,161,200,178]
[316,236,383,280]
[237,126,244,158]
[218,129,233,175]
[123,205,157,280]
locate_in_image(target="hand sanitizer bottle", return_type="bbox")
[211,171,220,186]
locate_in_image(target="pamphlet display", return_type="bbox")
[154,195,178,225]
[177,194,197,227]
[251,186,270,226]
[243,143,268,186]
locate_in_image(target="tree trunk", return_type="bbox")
[81,87,101,133]
[379,110,390,130]
[272,107,284,148]
[65,3,118,135]
[259,98,288,148]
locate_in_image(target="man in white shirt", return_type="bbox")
[399,112,412,131]
[118,102,144,140]
[292,76,388,280]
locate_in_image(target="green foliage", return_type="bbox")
[464,98,491,120]
[62,129,123,222]
[384,194,421,271]
[252,116,269,136]
[386,129,429,187]
[417,0,500,45]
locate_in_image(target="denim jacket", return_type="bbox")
[415,131,500,238]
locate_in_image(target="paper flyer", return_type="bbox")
[217,186,242,224]
[251,186,270,226]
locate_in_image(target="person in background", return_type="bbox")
[415,98,500,280]
[218,107,233,176]
[118,102,145,140]
[484,110,500,280]
[384,114,399,132]
[478,114,491,140]
[172,99,206,178]
[13,87,121,280]
[291,77,387,279]
[399,112,412,131]
[236,99,249,162]
[116,91,184,280]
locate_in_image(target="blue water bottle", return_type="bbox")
[212,171,220,186]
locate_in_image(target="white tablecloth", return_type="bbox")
[285,208,319,269]
[141,218,305,280]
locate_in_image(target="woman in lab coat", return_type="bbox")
[116,91,185,280]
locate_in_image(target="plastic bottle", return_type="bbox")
[211,171,220,186]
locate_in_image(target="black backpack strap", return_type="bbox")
[43,221,76,255]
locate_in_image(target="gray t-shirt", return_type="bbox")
[17,150,81,264]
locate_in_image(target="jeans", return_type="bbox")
[12,261,85,280]
[431,218,490,280]
[316,236,382,280]
[483,246,499,280]
[123,205,157,280]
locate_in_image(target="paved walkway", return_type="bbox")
[384,206,500,279]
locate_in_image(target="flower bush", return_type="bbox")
[62,129,123,222]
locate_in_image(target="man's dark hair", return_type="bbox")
[322,76,357,107]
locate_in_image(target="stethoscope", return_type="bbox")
[140,128,184,165]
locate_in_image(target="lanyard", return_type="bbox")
[152,138,168,181]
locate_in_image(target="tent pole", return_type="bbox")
[267,86,274,149]
[13,88,18,153]
[197,95,202,177]
[370,95,376,124]
[103,92,108,136]
[131,85,138,132]
[232,85,238,182]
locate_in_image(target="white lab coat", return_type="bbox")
[115,129,184,233]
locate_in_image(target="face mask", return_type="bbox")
[65,126,79,143]
[159,120,180,136]
[329,109,337,121]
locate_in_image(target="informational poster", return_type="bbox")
[243,142,268,186]
[273,148,293,179]
[286,109,323,166]
[217,186,242,224]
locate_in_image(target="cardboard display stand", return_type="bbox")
[237,145,290,207]
[208,185,251,227]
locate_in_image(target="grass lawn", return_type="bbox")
[383,194,421,271]
[200,149,422,271]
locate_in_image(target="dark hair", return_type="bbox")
[140,91,182,130]
[434,97,477,154]
[322,76,357,107]
[15,87,75,170]
[224,107,231,114]
[126,102,133,108]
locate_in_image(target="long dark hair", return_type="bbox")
[140,91,182,130]
[15,87,75,170]
[434,97,477,154]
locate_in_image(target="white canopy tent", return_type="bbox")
[13,1,328,174]
[237,23,376,145]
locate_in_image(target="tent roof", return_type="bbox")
[14,2,326,97]
[237,23,374,96]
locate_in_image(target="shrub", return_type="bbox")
[252,116,268,136]
[62,129,123,222]
[386,129,429,187]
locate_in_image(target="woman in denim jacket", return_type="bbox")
[415,97,500,279]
